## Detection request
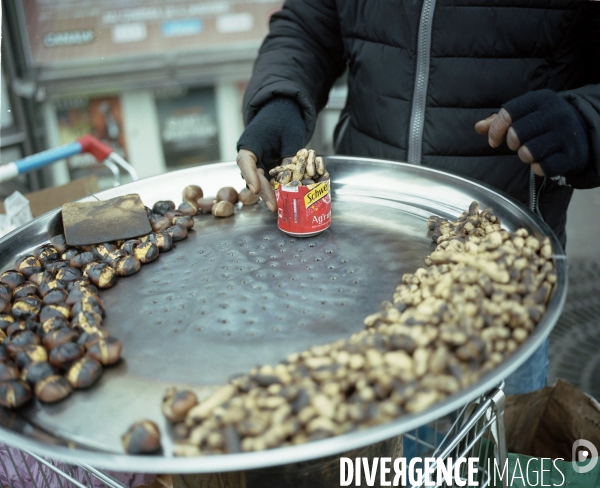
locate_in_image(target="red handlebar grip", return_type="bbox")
[77,135,113,162]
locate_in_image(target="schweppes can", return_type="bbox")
[274,179,331,237]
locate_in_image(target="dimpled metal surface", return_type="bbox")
[0,157,567,472]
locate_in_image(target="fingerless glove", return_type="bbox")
[237,97,306,170]
[503,89,590,178]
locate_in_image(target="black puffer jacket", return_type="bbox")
[243,0,600,246]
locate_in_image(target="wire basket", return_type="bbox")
[404,384,507,488]
[1,383,506,488]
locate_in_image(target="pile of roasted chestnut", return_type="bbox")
[0,183,254,413]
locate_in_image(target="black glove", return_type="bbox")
[236,97,306,170]
[502,89,590,178]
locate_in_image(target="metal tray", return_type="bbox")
[0,157,567,473]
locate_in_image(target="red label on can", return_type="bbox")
[275,180,331,236]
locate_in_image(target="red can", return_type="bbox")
[275,180,331,237]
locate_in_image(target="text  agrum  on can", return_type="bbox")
[275,179,331,237]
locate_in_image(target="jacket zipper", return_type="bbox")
[407,0,437,165]
[529,169,546,219]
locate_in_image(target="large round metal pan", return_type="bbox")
[0,157,567,472]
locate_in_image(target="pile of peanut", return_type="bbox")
[168,201,555,456]
[269,149,329,186]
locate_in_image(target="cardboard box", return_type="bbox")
[0,175,99,217]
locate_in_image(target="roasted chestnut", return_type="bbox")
[182,185,203,202]
[161,388,198,423]
[0,345,9,363]
[77,330,106,349]
[39,304,71,323]
[149,232,173,253]
[87,337,122,366]
[5,330,41,356]
[216,186,239,204]
[15,344,48,369]
[177,200,199,216]
[33,244,53,258]
[38,279,68,298]
[149,215,171,233]
[6,320,38,337]
[238,188,260,206]
[86,263,118,289]
[36,245,60,264]
[0,380,32,408]
[12,283,38,300]
[34,375,72,403]
[66,357,102,389]
[70,251,96,269]
[133,241,159,264]
[15,255,43,278]
[0,270,25,290]
[196,197,216,213]
[164,209,184,221]
[50,234,68,253]
[102,249,128,266]
[211,200,233,217]
[121,239,140,256]
[42,289,68,305]
[21,361,55,385]
[0,297,10,314]
[152,200,176,216]
[42,327,79,350]
[121,420,161,454]
[40,317,69,335]
[0,329,5,341]
[113,255,141,277]
[62,249,80,263]
[91,243,119,261]
[211,201,234,218]
[71,311,103,330]
[11,296,42,320]
[66,278,92,291]
[55,267,82,283]
[44,259,69,274]
[0,362,19,382]
[72,296,105,317]
[172,215,194,229]
[0,313,14,332]
[49,342,84,370]
[166,225,188,242]
[0,283,11,302]
[30,270,53,286]
[66,284,98,304]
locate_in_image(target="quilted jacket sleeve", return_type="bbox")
[242,0,346,143]
[558,4,600,189]
[560,84,600,189]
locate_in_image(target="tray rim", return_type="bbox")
[0,156,567,472]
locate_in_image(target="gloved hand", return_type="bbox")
[236,97,305,211]
[475,89,590,177]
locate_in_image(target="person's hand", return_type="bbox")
[475,89,590,178]
[236,97,305,212]
[236,149,277,211]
